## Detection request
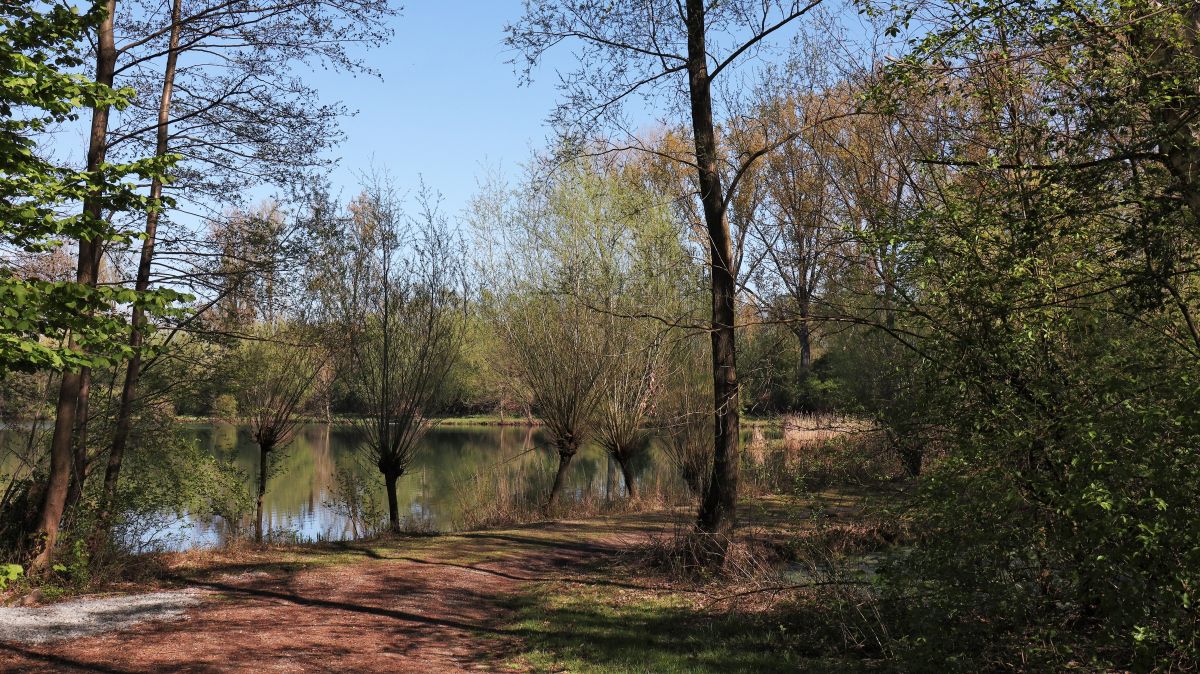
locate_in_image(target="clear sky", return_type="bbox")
[306,1,569,216]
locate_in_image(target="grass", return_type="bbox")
[6,479,901,672]
[502,581,870,673]
[484,489,899,673]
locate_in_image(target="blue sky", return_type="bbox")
[306,2,878,218]
[307,2,568,216]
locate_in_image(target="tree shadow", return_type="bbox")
[0,642,140,673]
[171,575,503,635]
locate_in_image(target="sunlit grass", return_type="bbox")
[502,582,866,674]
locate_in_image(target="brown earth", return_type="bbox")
[0,493,870,674]
[0,515,679,674]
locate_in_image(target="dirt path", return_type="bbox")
[0,516,671,673]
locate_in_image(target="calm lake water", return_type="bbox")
[1,421,774,551]
[168,423,673,550]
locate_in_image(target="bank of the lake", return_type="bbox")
[0,489,883,673]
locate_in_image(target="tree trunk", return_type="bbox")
[902,448,922,478]
[31,0,119,573]
[1128,5,1200,218]
[98,0,183,546]
[384,471,400,533]
[618,454,636,499]
[798,306,812,372]
[255,443,272,543]
[686,0,740,542]
[64,366,93,514]
[547,449,575,507]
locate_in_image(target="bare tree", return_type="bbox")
[324,180,467,533]
[742,89,852,371]
[498,293,609,507]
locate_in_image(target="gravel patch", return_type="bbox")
[0,589,205,644]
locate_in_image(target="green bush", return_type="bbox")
[107,407,251,553]
[210,393,239,421]
[0,563,22,590]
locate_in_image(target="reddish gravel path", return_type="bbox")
[0,518,663,674]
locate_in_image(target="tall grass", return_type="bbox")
[743,413,904,494]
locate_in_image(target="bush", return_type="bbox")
[0,563,22,590]
[210,393,238,421]
[104,407,251,554]
[742,415,904,495]
[324,465,389,538]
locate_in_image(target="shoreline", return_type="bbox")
[170,414,781,428]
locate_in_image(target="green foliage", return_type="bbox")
[505,583,864,673]
[211,393,239,421]
[110,407,251,551]
[324,466,389,538]
[0,0,186,373]
[860,1,1200,668]
[0,562,22,590]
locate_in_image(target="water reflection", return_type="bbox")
[1,421,777,551]
[174,423,668,550]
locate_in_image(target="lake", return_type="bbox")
[167,422,676,550]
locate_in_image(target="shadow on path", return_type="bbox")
[0,643,140,674]
[175,576,501,635]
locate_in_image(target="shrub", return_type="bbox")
[211,393,238,421]
[0,563,22,590]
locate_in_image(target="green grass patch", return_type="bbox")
[501,583,868,674]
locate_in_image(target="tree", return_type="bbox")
[658,334,714,499]
[322,180,468,533]
[596,328,665,499]
[578,163,692,499]
[96,0,396,546]
[476,164,614,507]
[229,324,327,543]
[500,291,609,507]
[2,0,181,571]
[742,89,850,373]
[858,0,1200,665]
[508,0,836,545]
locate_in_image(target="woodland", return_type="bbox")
[1,1,1198,672]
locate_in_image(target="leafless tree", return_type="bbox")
[228,324,327,543]
[323,179,468,533]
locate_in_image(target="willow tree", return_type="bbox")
[229,324,327,543]
[508,0,836,543]
[583,164,693,499]
[499,292,609,506]
[475,164,613,507]
[658,333,714,499]
[327,181,467,533]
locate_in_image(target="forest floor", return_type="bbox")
[0,490,887,673]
